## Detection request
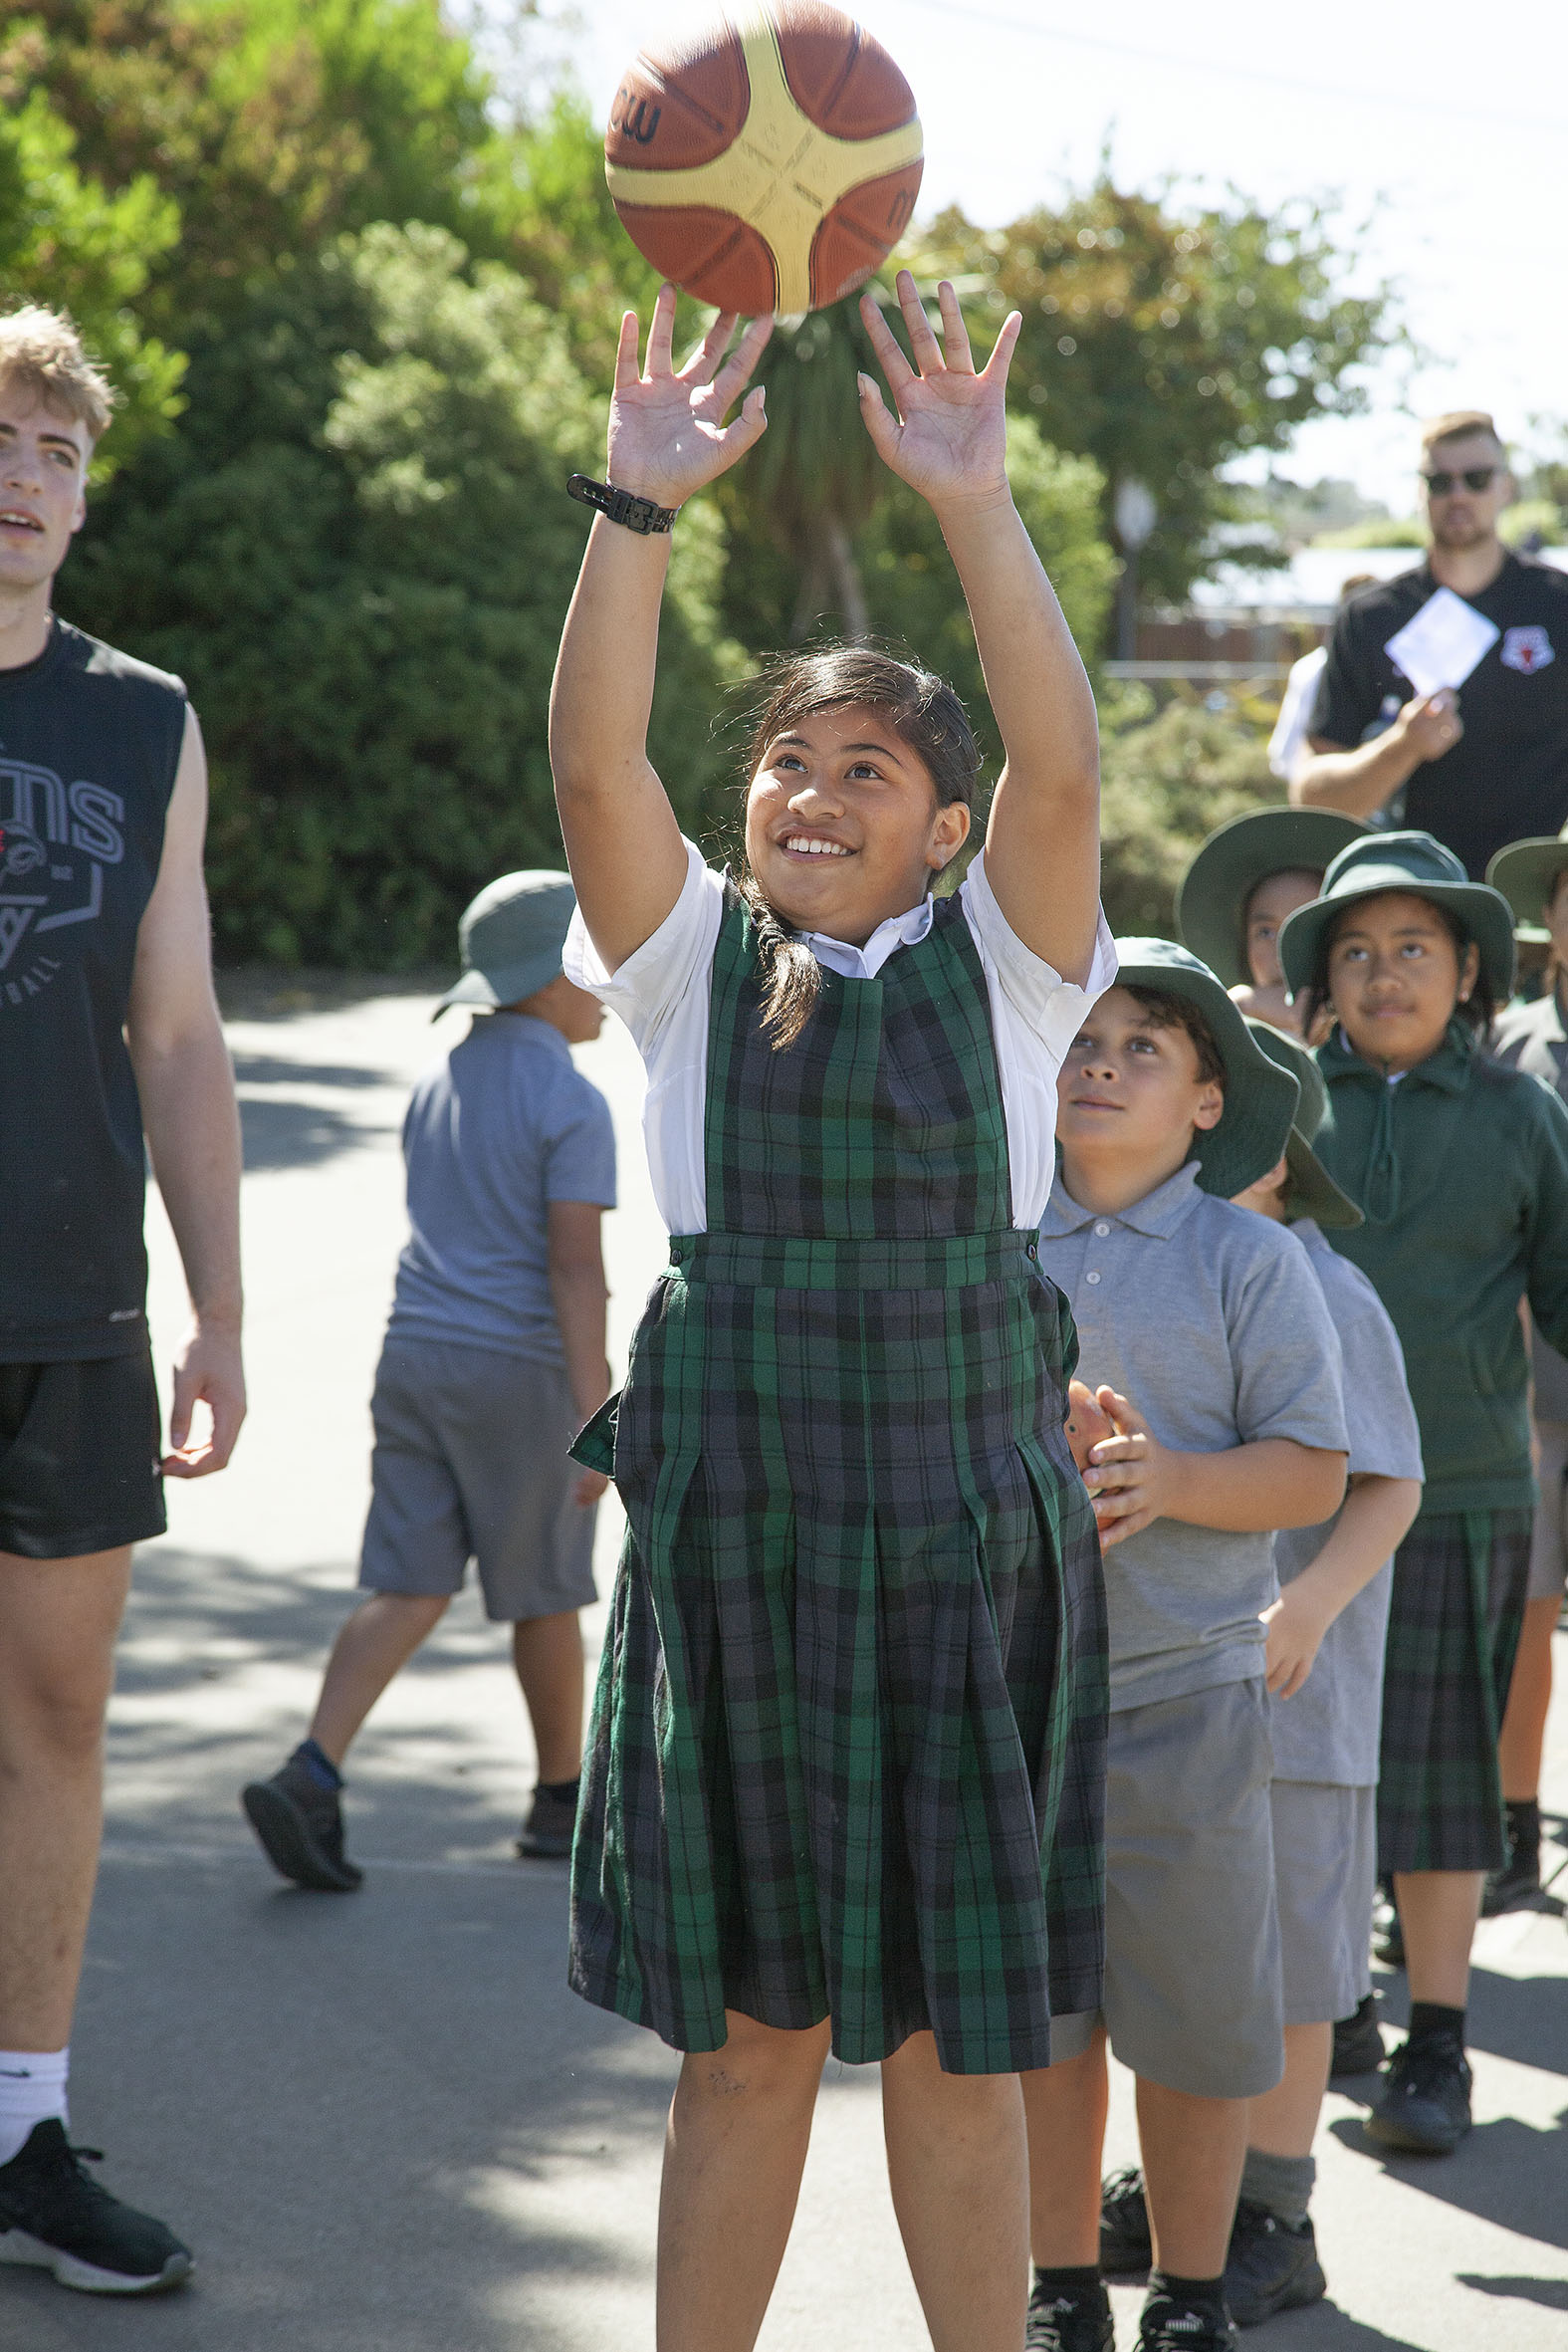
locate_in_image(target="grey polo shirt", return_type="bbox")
[1039,1162,1348,1712]
[1271,1221,1424,1786]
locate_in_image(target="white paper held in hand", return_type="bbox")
[1384,588,1501,698]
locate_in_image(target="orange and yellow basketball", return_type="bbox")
[604,5,923,316]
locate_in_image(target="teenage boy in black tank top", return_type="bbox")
[0,310,244,2299]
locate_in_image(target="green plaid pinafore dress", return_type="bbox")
[569,887,1107,2072]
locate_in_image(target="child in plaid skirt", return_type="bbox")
[549,276,1113,2350]
[1280,829,1568,2156]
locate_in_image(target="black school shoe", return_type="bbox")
[1365,2027,1472,2155]
[1100,2164,1153,2272]
[0,2121,191,2294]
[242,1749,362,1892]
[1224,2203,1326,2325]
[1481,1846,1542,1916]
[515,1782,576,1860]
[1331,1992,1386,2077]
[1138,2284,1239,2349]
[1025,2273,1115,2352]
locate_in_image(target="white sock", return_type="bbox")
[0,2048,69,2166]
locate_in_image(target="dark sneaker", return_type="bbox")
[1224,2202,1326,2326]
[0,2121,191,2294]
[1331,1992,1385,2077]
[1365,2029,1472,2155]
[1138,2287,1238,2349]
[515,1783,577,1860]
[242,1750,361,1892]
[1100,2165,1153,2273]
[1025,2273,1115,2352]
[1481,1847,1541,1917]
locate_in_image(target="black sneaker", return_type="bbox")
[1481,1846,1541,1917]
[242,1749,362,1892]
[1365,2028,1472,2155]
[1224,2202,1326,2325]
[516,1782,577,1860]
[1025,2274,1115,2352]
[1100,2165,1153,2273]
[1138,2287,1238,2349]
[0,2121,191,2294]
[1331,1992,1385,2077]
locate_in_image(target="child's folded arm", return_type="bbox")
[1261,1472,1423,1698]
[1082,1382,1345,1546]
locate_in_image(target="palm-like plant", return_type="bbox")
[741,293,887,640]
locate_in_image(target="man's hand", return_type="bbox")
[163,1314,246,1478]
[1261,1581,1333,1699]
[1394,688,1462,765]
[1081,1384,1184,1548]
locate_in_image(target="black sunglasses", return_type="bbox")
[1422,466,1500,496]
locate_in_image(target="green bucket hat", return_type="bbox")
[1112,938,1300,1198]
[1276,829,1517,1006]
[1243,1018,1363,1229]
[1485,822,1568,946]
[435,868,578,1016]
[1176,808,1369,988]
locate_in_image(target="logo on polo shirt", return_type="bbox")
[1500,625,1555,674]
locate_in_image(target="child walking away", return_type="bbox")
[242,872,613,1885]
[1485,818,1568,1914]
[1026,944,1348,2352]
[1224,1021,1422,2320]
[550,275,1113,2352]
[1279,830,1568,2155]
[1176,808,1365,1037]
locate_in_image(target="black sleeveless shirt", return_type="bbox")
[0,620,187,1359]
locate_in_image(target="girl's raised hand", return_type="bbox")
[856,269,1019,511]
[605,285,773,511]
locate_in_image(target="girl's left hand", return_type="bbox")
[1260,1585,1330,1698]
[856,269,1018,512]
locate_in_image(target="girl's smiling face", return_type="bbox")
[745,703,971,948]
[1326,889,1479,1071]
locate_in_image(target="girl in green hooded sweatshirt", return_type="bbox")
[1279,829,1568,2163]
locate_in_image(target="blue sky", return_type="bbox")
[540,0,1568,512]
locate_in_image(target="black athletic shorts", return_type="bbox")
[0,1352,165,1559]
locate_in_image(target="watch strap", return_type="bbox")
[566,473,679,535]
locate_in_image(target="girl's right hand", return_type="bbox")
[605,285,773,511]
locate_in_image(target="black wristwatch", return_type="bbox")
[566,473,680,535]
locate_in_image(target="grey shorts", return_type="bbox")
[1528,1422,1568,1602]
[1048,1678,1283,2098]
[358,1335,597,1622]
[1271,1778,1376,2025]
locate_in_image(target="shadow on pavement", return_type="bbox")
[237,1089,392,1171]
[1326,2108,1568,2251]
[1456,2273,1568,2309]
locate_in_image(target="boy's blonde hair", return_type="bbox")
[1419,409,1503,459]
[0,306,115,444]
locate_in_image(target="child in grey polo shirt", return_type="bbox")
[1022,941,1348,2352]
[242,871,616,1887]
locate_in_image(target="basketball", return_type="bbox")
[604,5,923,316]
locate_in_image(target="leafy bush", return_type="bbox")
[1097,687,1279,938]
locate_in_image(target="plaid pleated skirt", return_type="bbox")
[1377,1508,1531,1873]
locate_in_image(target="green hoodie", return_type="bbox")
[1313,1020,1568,1517]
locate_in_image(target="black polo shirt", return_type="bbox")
[1308,552,1568,876]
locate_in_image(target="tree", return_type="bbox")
[62,223,743,964]
[1097,687,1277,936]
[914,177,1401,614]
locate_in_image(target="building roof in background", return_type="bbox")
[1183,545,1568,622]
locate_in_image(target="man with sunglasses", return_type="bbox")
[1292,412,1568,877]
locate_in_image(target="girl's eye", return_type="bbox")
[846,762,880,781]
[775,755,804,773]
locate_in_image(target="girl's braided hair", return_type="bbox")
[736,644,982,1051]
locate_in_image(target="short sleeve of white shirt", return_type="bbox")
[564,838,1116,1234]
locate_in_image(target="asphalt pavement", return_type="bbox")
[6,980,1564,2351]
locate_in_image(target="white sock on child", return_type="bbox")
[0,2048,69,2166]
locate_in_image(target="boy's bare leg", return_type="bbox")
[657,2010,829,2352]
[1245,2022,1333,2158]
[0,1549,131,2050]
[308,1591,450,1765]
[1498,1592,1558,1801]
[1137,2077,1249,2276]
[1021,2030,1109,2265]
[511,1608,584,1783]
[1395,1870,1484,2008]
[882,2030,1030,2352]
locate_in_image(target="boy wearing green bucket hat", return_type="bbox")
[1022,944,1348,2352]
[1277,828,1568,2157]
[1177,808,1366,1038]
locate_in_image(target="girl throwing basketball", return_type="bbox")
[550,271,1112,2352]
